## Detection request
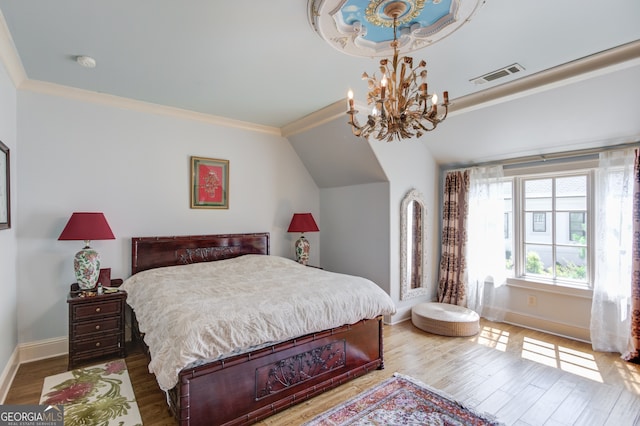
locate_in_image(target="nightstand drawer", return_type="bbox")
[72,334,121,353]
[73,317,121,337]
[72,299,122,320]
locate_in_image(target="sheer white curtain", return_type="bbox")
[467,165,506,318]
[591,148,635,353]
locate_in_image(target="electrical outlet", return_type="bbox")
[527,295,537,307]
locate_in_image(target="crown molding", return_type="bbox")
[281,99,348,138]
[282,40,640,136]
[20,79,282,136]
[0,10,26,88]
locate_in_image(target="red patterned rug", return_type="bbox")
[304,373,503,425]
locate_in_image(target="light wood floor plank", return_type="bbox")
[475,388,513,415]
[5,319,640,425]
[521,378,576,425]
[604,388,640,426]
[550,379,599,425]
[495,383,547,425]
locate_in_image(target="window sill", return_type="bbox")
[506,277,593,299]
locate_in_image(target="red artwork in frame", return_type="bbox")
[190,156,229,209]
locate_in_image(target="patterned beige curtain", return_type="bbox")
[624,149,640,362]
[438,170,470,305]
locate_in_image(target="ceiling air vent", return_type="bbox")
[471,63,525,85]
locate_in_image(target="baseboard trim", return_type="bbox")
[391,305,590,343]
[504,311,591,343]
[18,337,67,364]
[0,346,19,404]
[0,337,68,403]
[389,306,412,325]
[0,337,69,404]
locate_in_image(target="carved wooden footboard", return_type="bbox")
[168,317,384,426]
[128,233,386,426]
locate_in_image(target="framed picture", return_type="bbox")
[98,268,111,287]
[0,141,9,230]
[190,156,229,209]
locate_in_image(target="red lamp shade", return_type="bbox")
[287,213,319,233]
[58,212,115,242]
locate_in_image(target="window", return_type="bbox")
[504,168,592,288]
[569,212,586,242]
[532,212,546,232]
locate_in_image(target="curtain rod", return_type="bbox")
[440,140,640,173]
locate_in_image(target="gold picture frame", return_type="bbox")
[190,156,229,209]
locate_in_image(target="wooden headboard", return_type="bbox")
[131,232,270,275]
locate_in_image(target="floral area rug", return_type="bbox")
[304,373,503,425]
[40,360,142,426]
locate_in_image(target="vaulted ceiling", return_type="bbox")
[1,0,639,169]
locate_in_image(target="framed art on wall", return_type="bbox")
[190,156,229,209]
[0,141,10,230]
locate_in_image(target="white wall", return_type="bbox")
[0,49,17,400]
[504,283,592,341]
[370,139,440,322]
[15,90,320,344]
[320,182,390,291]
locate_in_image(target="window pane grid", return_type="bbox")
[510,172,590,287]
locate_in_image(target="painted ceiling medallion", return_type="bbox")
[309,0,485,57]
[365,0,426,28]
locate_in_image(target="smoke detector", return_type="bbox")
[76,55,96,68]
[471,63,525,85]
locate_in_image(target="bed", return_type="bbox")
[123,232,396,426]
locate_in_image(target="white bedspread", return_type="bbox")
[122,254,396,391]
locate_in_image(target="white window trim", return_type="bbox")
[507,277,593,299]
[504,158,596,293]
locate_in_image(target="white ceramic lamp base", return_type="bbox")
[295,235,310,265]
[74,246,101,290]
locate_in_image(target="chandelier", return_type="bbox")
[346,1,449,142]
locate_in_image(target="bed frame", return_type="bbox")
[129,232,385,426]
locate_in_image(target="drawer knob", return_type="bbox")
[95,325,100,330]
[95,342,101,347]
[95,307,101,313]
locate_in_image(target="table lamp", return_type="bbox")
[287,213,319,265]
[58,212,115,290]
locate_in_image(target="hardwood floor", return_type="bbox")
[6,319,640,425]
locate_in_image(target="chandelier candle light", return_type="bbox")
[346,1,449,142]
[58,212,115,290]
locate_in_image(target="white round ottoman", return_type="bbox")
[411,302,480,337]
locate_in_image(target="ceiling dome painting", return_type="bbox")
[309,0,485,57]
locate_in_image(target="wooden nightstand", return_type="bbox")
[67,280,127,370]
